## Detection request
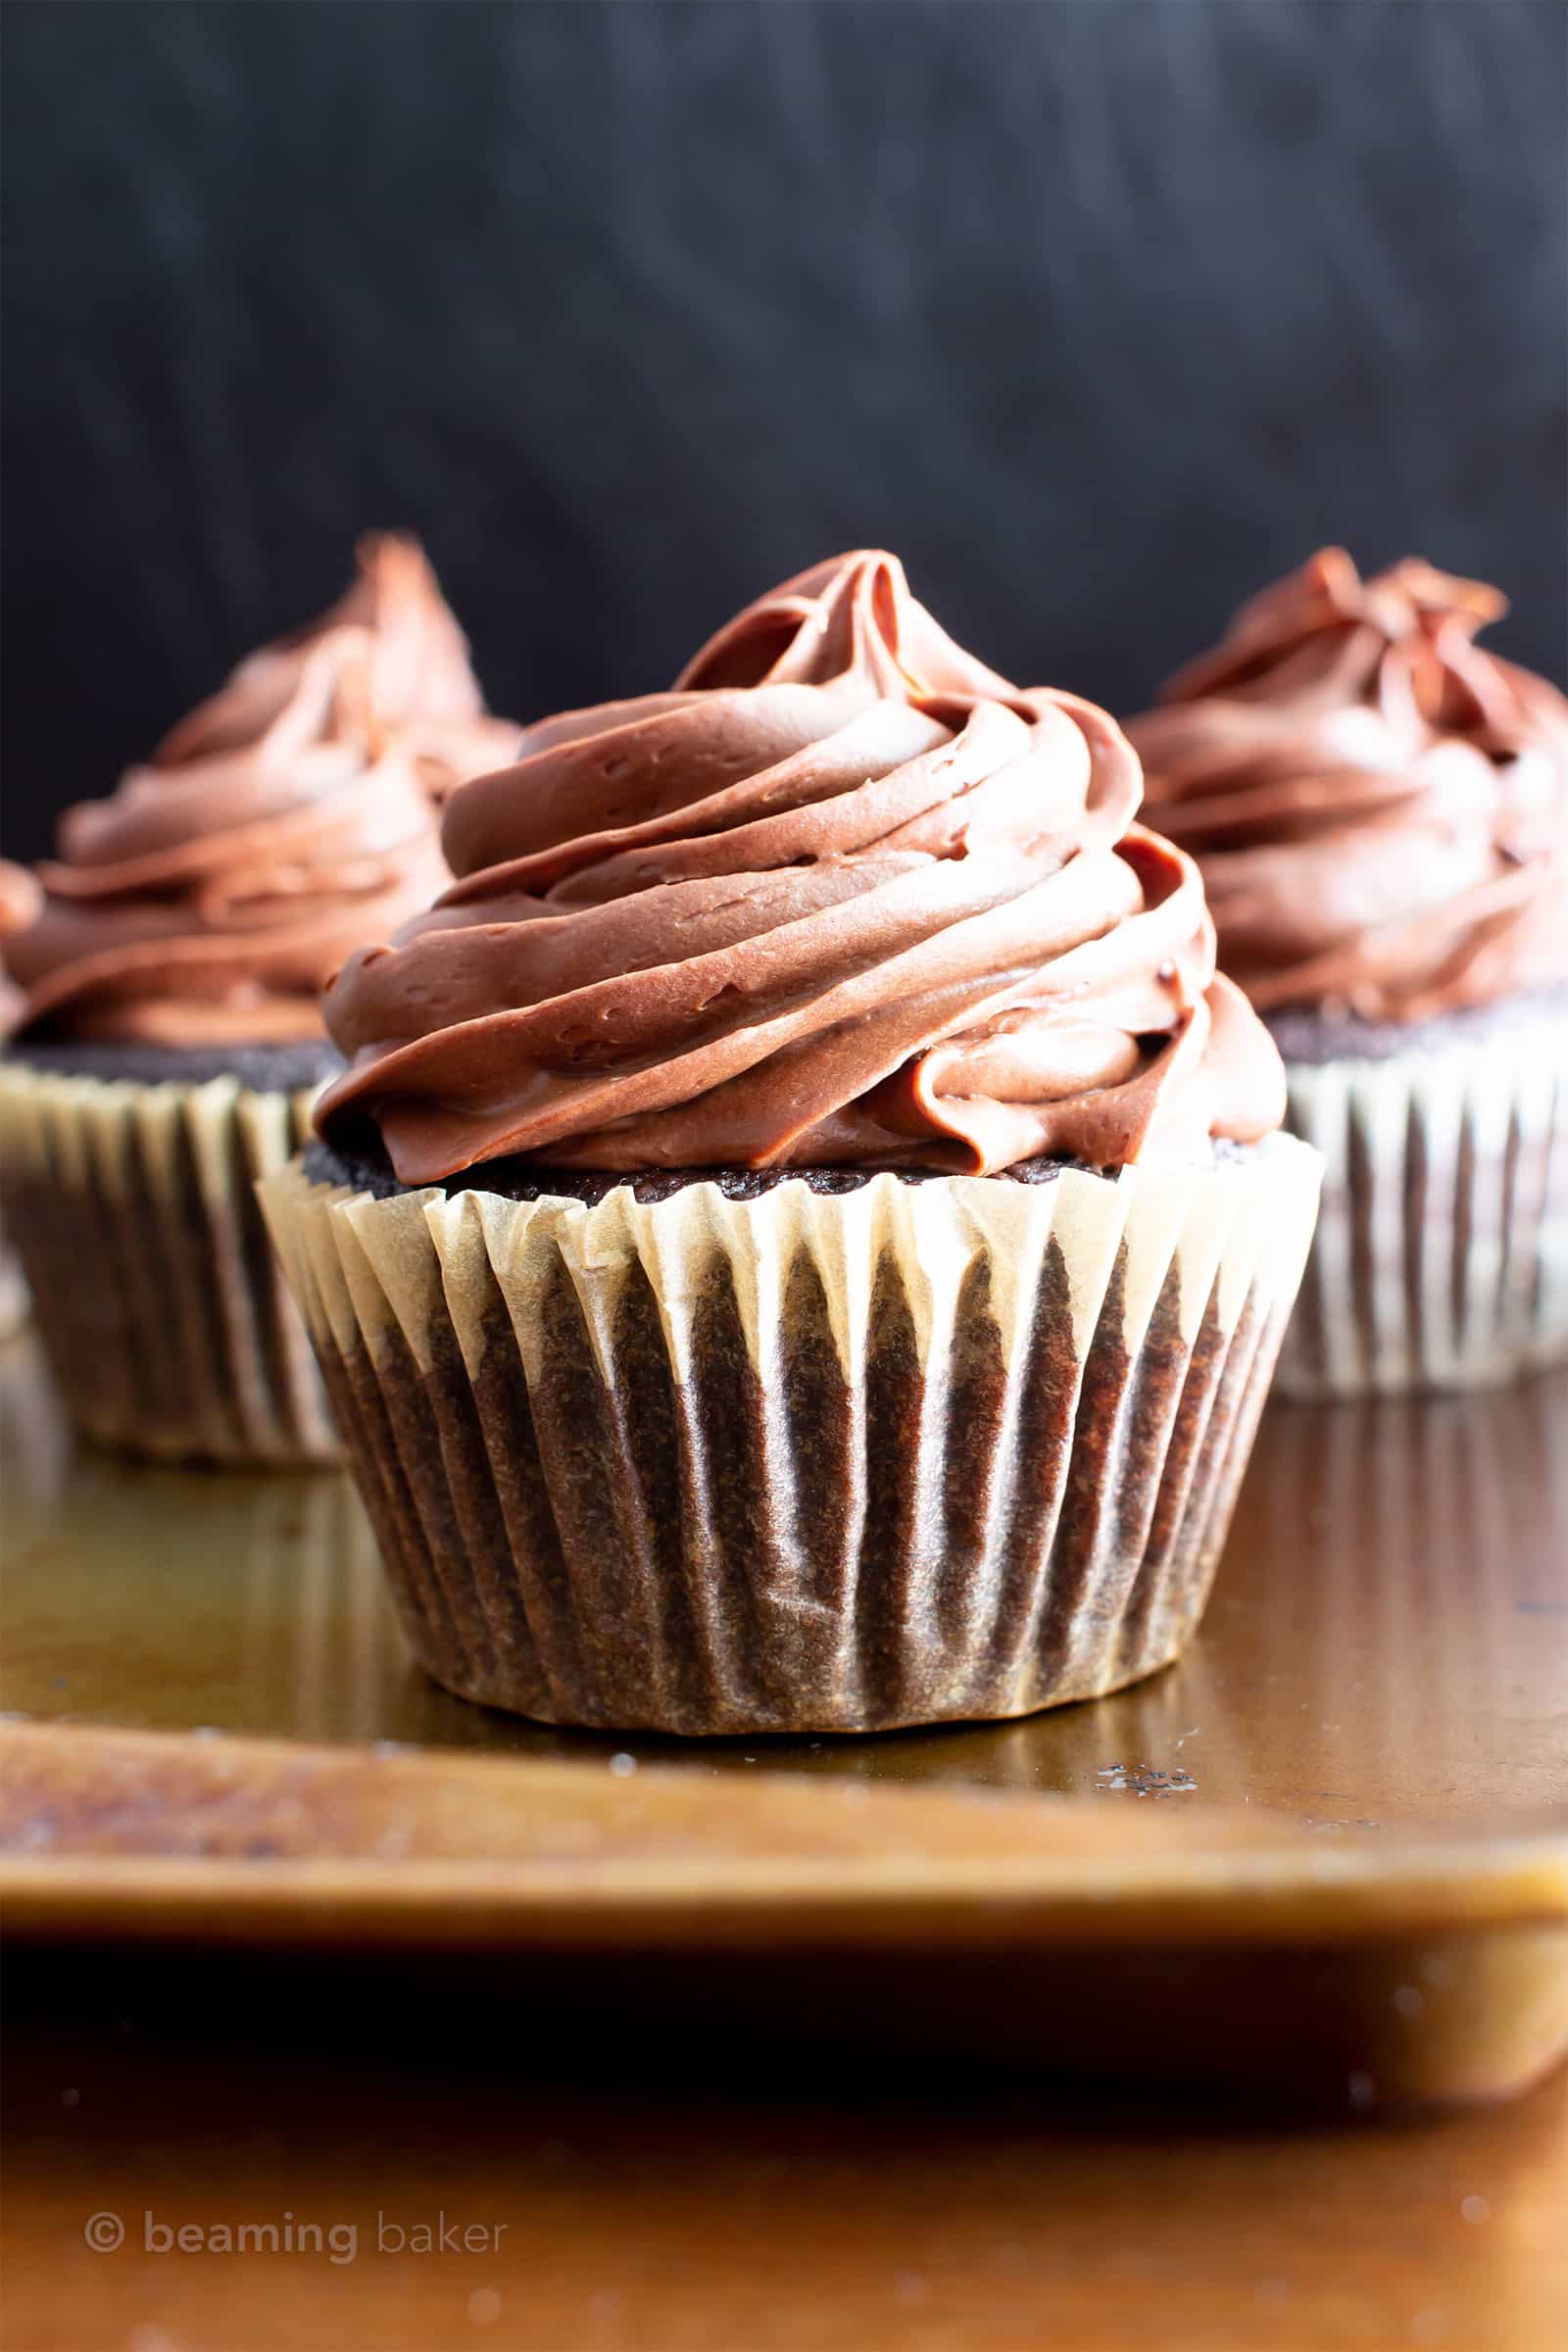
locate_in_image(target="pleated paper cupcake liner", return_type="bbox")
[0,1062,339,1463]
[260,1136,1320,1737]
[1276,1030,1568,1398]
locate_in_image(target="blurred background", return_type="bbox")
[3,0,1563,859]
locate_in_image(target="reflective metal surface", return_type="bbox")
[5,1331,1565,1832]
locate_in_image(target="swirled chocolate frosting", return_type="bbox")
[316,553,1282,1185]
[156,533,520,798]
[2,540,515,1048]
[1128,549,1568,1021]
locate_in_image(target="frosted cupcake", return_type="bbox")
[1130,549,1568,1396]
[263,552,1319,1735]
[0,536,519,1461]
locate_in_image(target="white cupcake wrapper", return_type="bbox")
[0,1063,338,1462]
[1277,1032,1568,1397]
[261,1136,1319,1736]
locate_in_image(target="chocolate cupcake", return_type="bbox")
[261,552,1319,1735]
[0,537,519,1462]
[1130,549,1568,1397]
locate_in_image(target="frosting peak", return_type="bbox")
[155,533,514,791]
[1130,549,1568,1021]
[0,534,513,1048]
[674,549,1018,702]
[318,552,1283,1185]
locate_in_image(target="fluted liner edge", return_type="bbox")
[1277,1034,1568,1398]
[0,1062,338,1463]
[260,1135,1320,1735]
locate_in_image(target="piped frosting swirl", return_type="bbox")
[317,552,1283,1184]
[156,533,520,798]
[2,538,515,1047]
[1128,549,1568,1021]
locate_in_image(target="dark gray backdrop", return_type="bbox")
[4,0,1564,858]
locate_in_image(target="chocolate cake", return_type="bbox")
[1130,548,1568,1395]
[0,536,516,1462]
[264,550,1319,1734]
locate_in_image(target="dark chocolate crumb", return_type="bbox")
[1265,982,1568,1068]
[304,1131,1257,1205]
[3,1037,343,1094]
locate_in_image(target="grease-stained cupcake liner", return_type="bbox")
[0,1062,338,1463]
[260,1135,1319,1736]
[1277,1031,1568,1398]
